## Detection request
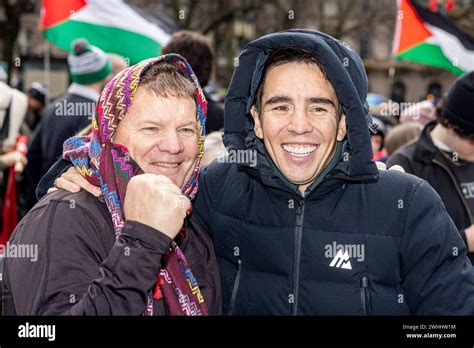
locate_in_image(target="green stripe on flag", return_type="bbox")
[396,42,465,75]
[44,20,163,64]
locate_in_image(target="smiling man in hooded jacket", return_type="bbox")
[192,30,474,315]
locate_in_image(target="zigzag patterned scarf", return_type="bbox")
[63,54,208,316]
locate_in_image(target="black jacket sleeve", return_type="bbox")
[5,198,172,315]
[399,180,474,314]
[192,166,214,236]
[35,158,71,200]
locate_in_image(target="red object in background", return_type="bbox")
[373,149,388,162]
[15,135,28,156]
[39,0,86,30]
[1,166,18,245]
[446,0,455,11]
[1,135,28,246]
[429,0,438,11]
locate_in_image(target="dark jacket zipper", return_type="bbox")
[228,259,242,315]
[360,275,371,315]
[292,200,305,316]
[432,159,474,224]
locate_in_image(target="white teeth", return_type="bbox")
[154,162,179,168]
[282,144,317,157]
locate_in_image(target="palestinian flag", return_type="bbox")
[40,0,178,64]
[393,0,474,75]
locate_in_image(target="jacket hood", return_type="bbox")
[224,29,378,193]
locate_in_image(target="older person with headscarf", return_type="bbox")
[2,55,221,316]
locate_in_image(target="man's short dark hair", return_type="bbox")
[162,31,215,87]
[439,118,474,140]
[254,46,331,114]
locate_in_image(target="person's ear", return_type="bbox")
[336,114,347,141]
[250,106,264,139]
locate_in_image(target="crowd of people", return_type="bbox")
[1,28,473,316]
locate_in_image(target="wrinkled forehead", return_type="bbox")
[122,88,199,125]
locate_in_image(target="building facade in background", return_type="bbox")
[0,0,473,102]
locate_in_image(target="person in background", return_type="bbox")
[385,122,422,157]
[107,53,129,75]
[24,38,112,211]
[399,100,436,127]
[0,79,28,153]
[162,31,224,134]
[387,72,474,263]
[201,131,227,166]
[23,82,48,135]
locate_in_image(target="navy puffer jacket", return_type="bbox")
[193,30,474,315]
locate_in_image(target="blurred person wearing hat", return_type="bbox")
[201,131,227,166]
[22,82,48,135]
[388,72,474,262]
[0,78,28,243]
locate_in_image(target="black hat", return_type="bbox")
[440,72,474,135]
[28,82,48,106]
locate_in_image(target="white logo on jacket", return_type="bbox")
[329,249,352,270]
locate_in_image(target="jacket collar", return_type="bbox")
[413,121,442,164]
[67,83,100,102]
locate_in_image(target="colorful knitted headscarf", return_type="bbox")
[63,54,208,316]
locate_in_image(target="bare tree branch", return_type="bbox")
[202,0,261,34]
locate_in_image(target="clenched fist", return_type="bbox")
[124,174,191,240]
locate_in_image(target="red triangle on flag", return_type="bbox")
[394,0,433,55]
[40,0,86,30]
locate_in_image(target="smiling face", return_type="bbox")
[251,62,346,194]
[113,86,198,189]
